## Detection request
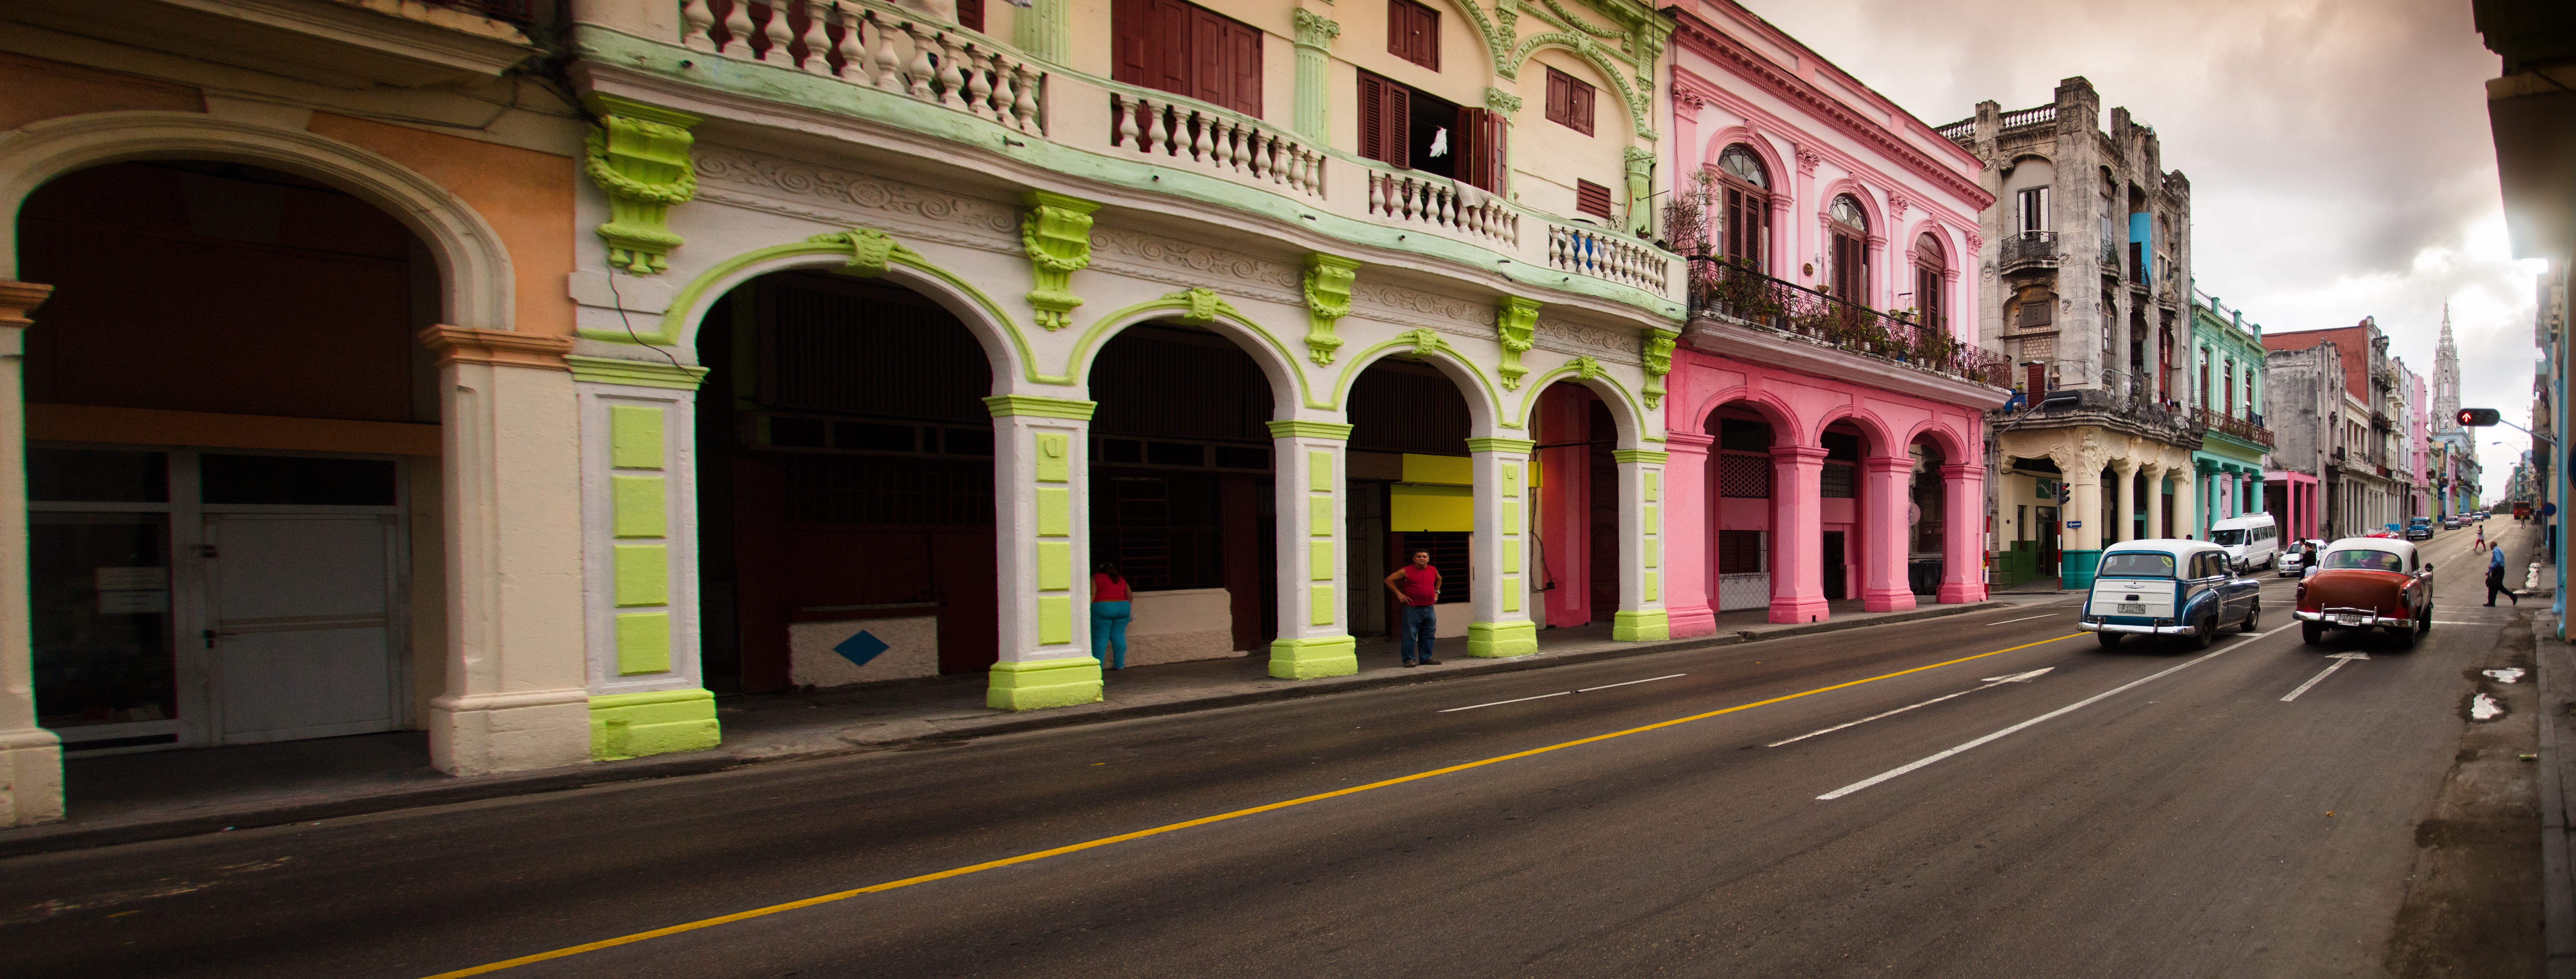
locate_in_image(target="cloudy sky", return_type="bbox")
[1738,0,2542,501]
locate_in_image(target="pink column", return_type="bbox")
[1769,445,1830,623]
[1938,463,1987,603]
[1860,456,1914,612]
[1664,432,1716,637]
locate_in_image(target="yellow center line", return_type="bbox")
[423,633,2083,978]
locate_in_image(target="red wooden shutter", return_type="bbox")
[1546,70,1570,127]
[1189,7,1226,106]
[1831,233,1861,297]
[957,0,985,32]
[1481,106,1508,193]
[1112,0,1150,86]
[1390,0,1438,70]
[1454,107,1486,190]
[1224,15,1262,116]
[1358,73,1385,162]
[1573,77,1593,135]
[2026,363,2047,395]
[1576,179,1612,218]
[1150,0,1191,96]
[1357,71,1409,167]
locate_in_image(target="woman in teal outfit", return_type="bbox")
[1091,561,1132,670]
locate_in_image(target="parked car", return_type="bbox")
[2404,519,2434,541]
[2294,538,2434,647]
[2209,513,2281,571]
[2442,516,2463,529]
[2078,540,2262,650]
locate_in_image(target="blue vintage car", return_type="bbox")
[2077,540,2264,649]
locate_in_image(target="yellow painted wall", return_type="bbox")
[1392,483,1472,531]
[1511,47,1634,220]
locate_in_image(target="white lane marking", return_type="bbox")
[1577,673,1687,693]
[1768,668,2054,747]
[2280,651,2372,702]
[1815,622,2295,800]
[1438,691,1571,713]
[1987,614,2058,625]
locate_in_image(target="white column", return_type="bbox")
[1268,421,1357,678]
[0,282,60,827]
[1466,437,1537,656]
[421,327,592,776]
[1612,449,1670,640]
[2112,459,2138,544]
[2174,466,2199,541]
[983,396,1103,709]
[2142,463,2166,539]
[571,356,719,761]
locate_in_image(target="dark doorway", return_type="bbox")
[1586,398,1620,621]
[1821,531,1847,601]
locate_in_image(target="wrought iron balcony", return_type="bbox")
[1999,230,2059,273]
[1686,257,2010,388]
[2099,236,2121,267]
[2199,408,2275,449]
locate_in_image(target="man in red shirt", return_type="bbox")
[1384,548,1442,666]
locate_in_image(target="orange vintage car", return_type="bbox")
[2293,538,2435,647]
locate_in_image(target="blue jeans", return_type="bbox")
[1091,600,1131,669]
[1401,604,1439,662]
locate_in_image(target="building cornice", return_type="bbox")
[1665,10,1989,208]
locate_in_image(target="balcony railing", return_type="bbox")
[2199,408,2275,448]
[1686,257,2009,388]
[682,0,1047,134]
[2099,236,2121,267]
[2000,230,2058,271]
[673,0,1677,303]
[1999,105,2056,132]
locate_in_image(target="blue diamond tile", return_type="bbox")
[834,629,889,667]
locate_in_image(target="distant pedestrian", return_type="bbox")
[2475,526,2487,552]
[1092,561,1132,670]
[2487,544,2518,606]
[1385,548,1443,667]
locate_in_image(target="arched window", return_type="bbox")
[1714,144,1769,270]
[1828,194,1868,300]
[1913,232,1945,329]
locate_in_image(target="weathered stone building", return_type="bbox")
[1941,77,2199,587]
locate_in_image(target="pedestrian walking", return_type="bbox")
[1384,548,1442,667]
[1091,561,1131,670]
[2487,544,2518,606]
[2475,526,2487,553]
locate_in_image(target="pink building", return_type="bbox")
[1649,0,2007,632]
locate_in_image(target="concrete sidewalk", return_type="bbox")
[0,596,2032,858]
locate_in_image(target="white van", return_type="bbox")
[2207,513,2280,572]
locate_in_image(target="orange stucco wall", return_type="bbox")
[308,112,576,337]
[0,51,202,131]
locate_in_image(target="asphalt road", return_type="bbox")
[0,526,2544,978]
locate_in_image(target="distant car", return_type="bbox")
[2365,529,2402,539]
[2405,520,2434,541]
[2078,540,2262,650]
[2442,516,2463,529]
[2209,513,2280,571]
[2295,538,2434,647]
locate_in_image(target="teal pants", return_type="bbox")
[1091,600,1131,668]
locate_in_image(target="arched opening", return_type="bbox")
[693,270,1000,693]
[1704,401,1778,614]
[1081,322,1280,670]
[18,160,442,753]
[1343,355,1475,656]
[1827,194,1869,301]
[1714,144,1769,273]
[1817,420,1871,604]
[1532,380,1626,629]
[1906,434,1952,598]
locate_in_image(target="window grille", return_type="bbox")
[1719,452,1771,498]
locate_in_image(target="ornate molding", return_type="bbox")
[1302,253,1360,366]
[1021,190,1101,331]
[1162,286,1243,326]
[583,95,702,276]
[1496,295,1542,390]
[420,325,574,370]
[0,280,52,332]
[1794,147,1821,176]
[1291,7,1340,48]
[1089,228,1302,299]
[1485,86,1524,119]
[1531,316,1643,364]
[691,150,1020,245]
[806,227,920,277]
[1641,327,1677,408]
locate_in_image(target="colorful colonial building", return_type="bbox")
[1654,0,2003,630]
[0,0,1732,826]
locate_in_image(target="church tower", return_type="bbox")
[2433,305,2462,431]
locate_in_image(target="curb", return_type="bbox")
[0,599,2005,858]
[2543,613,2576,979]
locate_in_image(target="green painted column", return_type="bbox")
[984,395,1105,710]
[571,356,721,761]
[1268,420,1359,678]
[1016,0,1069,64]
[1291,9,1340,142]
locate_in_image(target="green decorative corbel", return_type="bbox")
[807,227,918,277]
[582,95,701,276]
[1641,328,1678,409]
[1573,356,1602,380]
[1164,286,1242,325]
[1624,146,1657,237]
[1495,296,1542,390]
[1399,328,1448,356]
[1302,253,1359,365]
[1021,190,1101,331]
[1484,87,1523,119]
